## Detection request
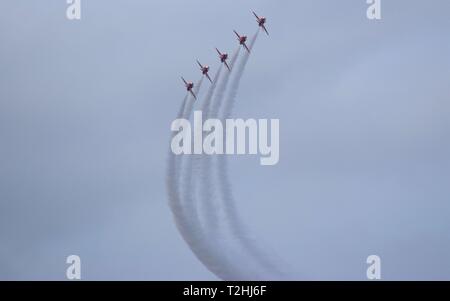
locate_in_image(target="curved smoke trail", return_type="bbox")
[168,76,257,280]
[167,78,232,279]
[191,65,223,234]
[197,48,241,237]
[179,49,270,279]
[191,42,280,279]
[216,29,287,279]
[184,57,266,279]
[168,31,287,280]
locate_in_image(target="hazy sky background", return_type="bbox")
[0,0,449,280]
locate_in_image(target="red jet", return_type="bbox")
[215,48,231,71]
[233,30,250,53]
[253,11,269,35]
[197,60,212,83]
[181,77,197,100]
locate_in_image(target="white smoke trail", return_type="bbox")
[166,79,233,279]
[182,43,278,279]
[197,48,241,237]
[220,31,258,118]
[209,47,241,117]
[166,95,202,257]
[184,53,270,279]
[168,35,286,279]
[192,65,223,234]
[216,29,288,279]
[168,76,257,280]
[188,46,275,279]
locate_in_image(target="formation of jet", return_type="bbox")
[181,11,268,99]
[233,30,250,53]
[253,11,269,35]
[197,60,212,83]
[181,77,197,100]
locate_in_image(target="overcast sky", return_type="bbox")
[0,0,449,280]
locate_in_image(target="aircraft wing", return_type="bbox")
[243,43,251,53]
[224,61,231,71]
